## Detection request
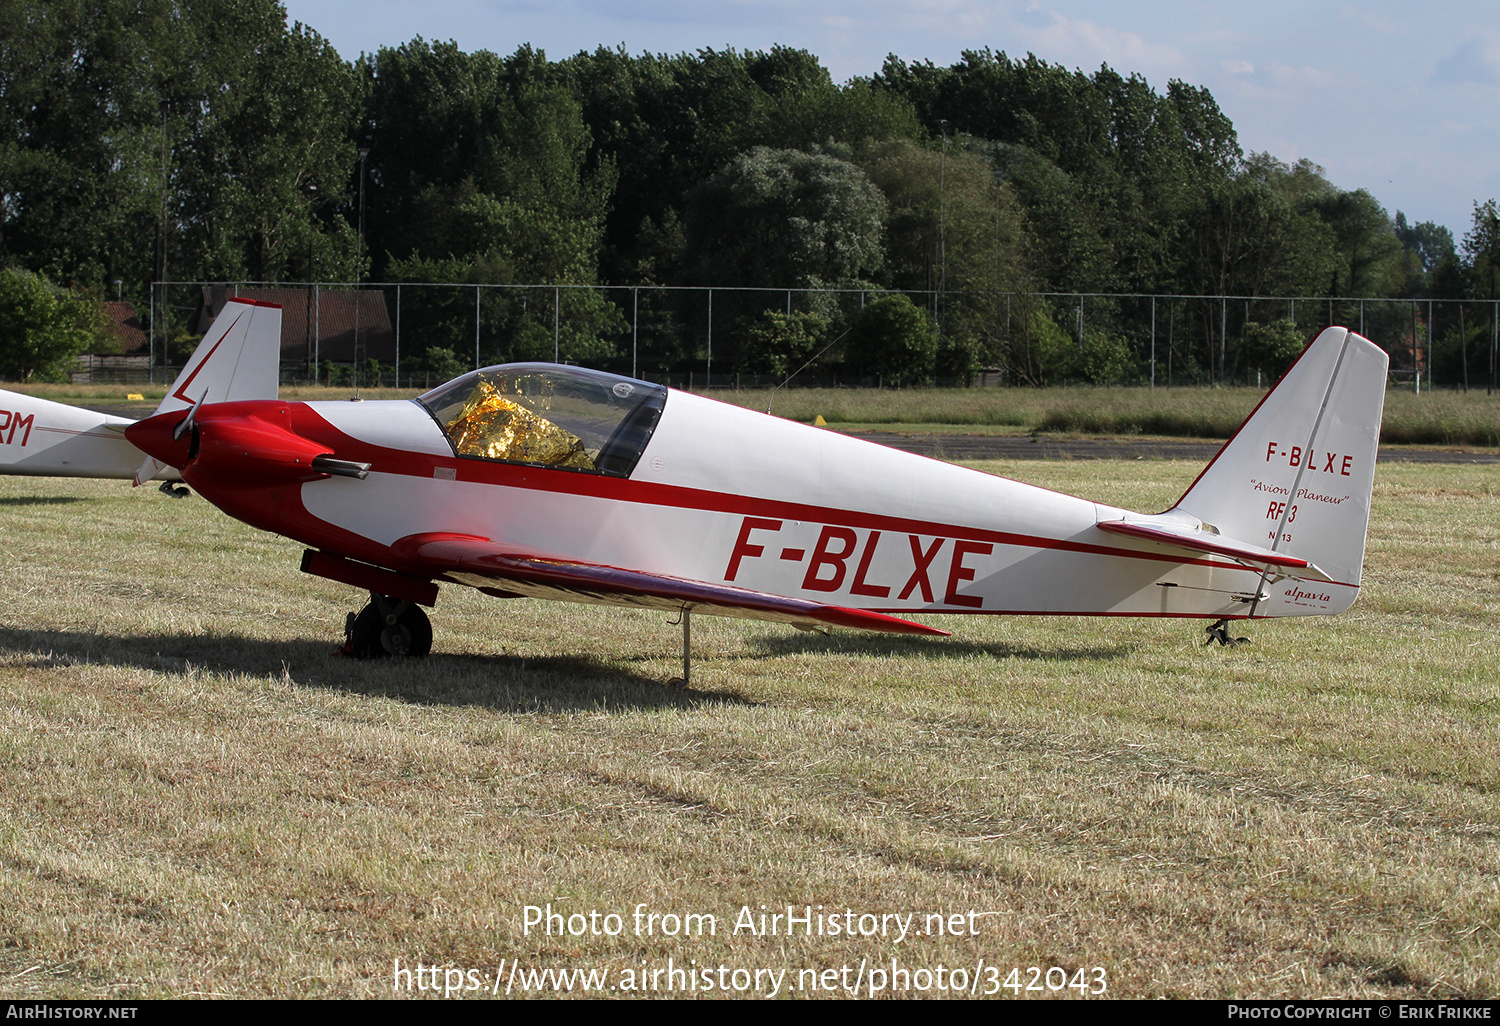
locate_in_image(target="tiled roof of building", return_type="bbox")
[102,301,149,354]
[197,285,396,364]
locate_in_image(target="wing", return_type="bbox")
[392,532,950,637]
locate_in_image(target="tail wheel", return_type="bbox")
[347,595,432,658]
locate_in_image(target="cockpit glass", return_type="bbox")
[417,364,667,478]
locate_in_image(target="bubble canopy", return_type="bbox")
[417,364,668,478]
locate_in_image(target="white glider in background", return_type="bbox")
[120,325,1388,669]
[0,297,282,488]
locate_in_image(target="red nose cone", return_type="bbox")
[124,410,193,469]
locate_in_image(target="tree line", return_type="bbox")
[3,0,1498,385]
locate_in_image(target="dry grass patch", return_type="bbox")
[0,463,1495,999]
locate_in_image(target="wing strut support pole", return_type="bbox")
[681,609,692,688]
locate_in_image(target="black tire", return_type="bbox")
[348,599,432,659]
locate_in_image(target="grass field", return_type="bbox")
[0,459,1496,999]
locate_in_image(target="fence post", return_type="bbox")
[554,285,560,363]
[706,288,713,390]
[1427,299,1434,392]
[1411,300,1419,396]
[632,286,639,380]
[1150,295,1156,391]
[395,285,401,389]
[474,285,480,369]
[149,281,157,385]
[1220,297,1227,384]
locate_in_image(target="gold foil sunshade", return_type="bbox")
[445,378,596,470]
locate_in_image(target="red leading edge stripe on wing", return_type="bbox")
[394,532,950,636]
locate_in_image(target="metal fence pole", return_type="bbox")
[149,281,156,385]
[554,285,560,363]
[632,286,639,379]
[1150,295,1156,391]
[395,285,401,389]
[706,288,713,390]
[1411,300,1419,396]
[474,285,480,369]
[1220,297,1227,384]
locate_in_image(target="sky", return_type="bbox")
[279,0,1500,244]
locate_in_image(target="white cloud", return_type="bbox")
[1433,33,1500,86]
[1005,6,1186,75]
[1217,60,1336,102]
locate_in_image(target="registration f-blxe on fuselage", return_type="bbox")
[118,305,1389,662]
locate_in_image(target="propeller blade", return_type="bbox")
[172,387,209,441]
[131,455,166,488]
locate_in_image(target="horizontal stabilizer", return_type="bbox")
[1096,518,1333,582]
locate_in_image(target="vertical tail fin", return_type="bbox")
[132,298,282,484]
[1172,327,1388,602]
[154,297,281,417]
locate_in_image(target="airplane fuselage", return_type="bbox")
[132,386,1352,623]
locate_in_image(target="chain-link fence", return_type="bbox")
[137,281,1500,393]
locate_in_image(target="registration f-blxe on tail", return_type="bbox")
[0,297,282,488]
[116,325,1387,665]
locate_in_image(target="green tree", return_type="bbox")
[1182,155,1338,299]
[0,268,102,381]
[1241,319,1305,381]
[873,50,1242,295]
[363,42,614,286]
[847,294,936,383]
[862,138,1032,369]
[683,146,887,291]
[743,310,829,379]
[1007,303,1075,386]
[1077,329,1136,385]
[1395,210,1456,296]
[1462,199,1500,302]
[0,1,361,298]
[1311,187,1403,297]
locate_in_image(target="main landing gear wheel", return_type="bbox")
[345,593,432,658]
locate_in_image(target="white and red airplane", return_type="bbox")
[101,309,1387,671]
